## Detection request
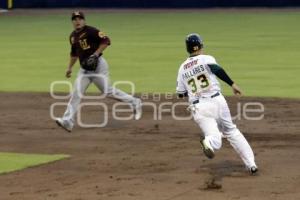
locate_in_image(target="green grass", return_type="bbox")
[0,152,69,174]
[0,10,299,98]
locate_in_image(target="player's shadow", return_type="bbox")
[201,160,246,179]
[198,160,247,190]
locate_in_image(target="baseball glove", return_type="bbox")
[81,54,99,71]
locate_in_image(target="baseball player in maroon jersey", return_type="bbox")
[56,11,142,132]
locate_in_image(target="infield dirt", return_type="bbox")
[0,92,299,200]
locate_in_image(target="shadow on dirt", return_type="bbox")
[198,160,247,190]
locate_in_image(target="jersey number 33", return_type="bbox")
[188,74,210,94]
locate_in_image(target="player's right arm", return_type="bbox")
[66,56,78,78]
[176,67,188,98]
[66,34,79,78]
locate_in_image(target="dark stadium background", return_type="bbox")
[1,0,300,9]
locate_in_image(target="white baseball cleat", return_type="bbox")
[55,118,73,132]
[133,99,142,120]
[200,138,215,159]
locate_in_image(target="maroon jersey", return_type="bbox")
[69,25,111,64]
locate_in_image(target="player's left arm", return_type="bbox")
[92,31,111,57]
[93,43,109,57]
[208,64,242,96]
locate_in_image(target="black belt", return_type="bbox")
[192,92,220,104]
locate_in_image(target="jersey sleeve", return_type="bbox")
[69,34,78,57]
[90,27,111,45]
[176,68,187,94]
[206,54,234,86]
[204,55,218,65]
[208,64,234,86]
[98,31,111,45]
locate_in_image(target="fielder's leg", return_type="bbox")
[56,69,91,132]
[92,57,142,120]
[217,95,257,173]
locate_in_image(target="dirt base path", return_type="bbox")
[0,92,299,200]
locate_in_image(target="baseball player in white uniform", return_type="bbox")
[55,11,142,132]
[176,33,258,174]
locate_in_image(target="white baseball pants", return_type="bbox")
[192,94,257,169]
[62,56,138,125]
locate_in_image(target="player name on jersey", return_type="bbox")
[182,64,205,80]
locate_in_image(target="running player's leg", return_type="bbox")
[193,100,223,158]
[217,95,257,169]
[62,69,91,125]
[92,57,142,119]
[196,116,222,149]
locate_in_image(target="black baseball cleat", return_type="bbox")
[200,139,215,159]
[249,166,258,175]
